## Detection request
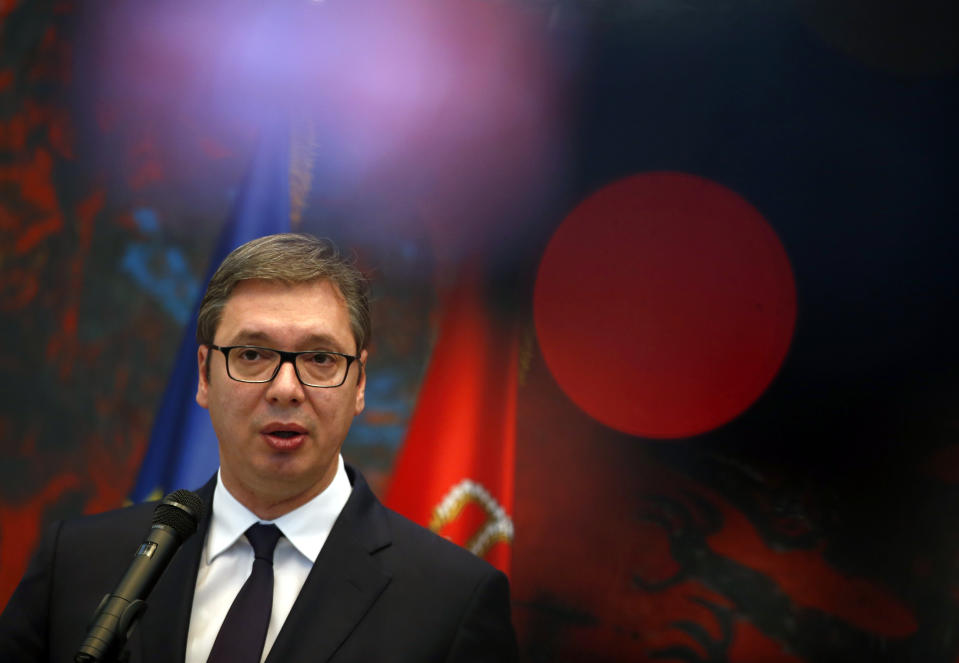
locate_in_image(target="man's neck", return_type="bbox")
[219,465,338,521]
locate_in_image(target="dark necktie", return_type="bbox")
[207,523,283,663]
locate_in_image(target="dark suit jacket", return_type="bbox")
[0,465,518,662]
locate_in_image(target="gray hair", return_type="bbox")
[196,233,371,353]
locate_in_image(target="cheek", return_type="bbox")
[309,391,337,413]
[210,382,258,423]
[309,391,352,419]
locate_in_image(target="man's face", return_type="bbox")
[196,278,366,515]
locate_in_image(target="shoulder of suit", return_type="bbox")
[378,503,503,579]
[55,477,217,544]
[55,500,160,544]
[345,464,502,578]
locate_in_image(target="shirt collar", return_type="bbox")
[206,454,352,564]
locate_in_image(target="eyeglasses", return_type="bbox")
[209,345,359,388]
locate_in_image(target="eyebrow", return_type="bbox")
[228,330,349,352]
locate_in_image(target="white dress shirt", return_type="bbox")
[184,455,352,663]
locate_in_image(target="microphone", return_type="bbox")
[74,489,206,663]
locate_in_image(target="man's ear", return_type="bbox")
[353,349,368,416]
[196,345,210,409]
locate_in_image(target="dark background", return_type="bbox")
[1,1,957,661]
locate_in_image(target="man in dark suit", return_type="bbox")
[0,233,518,662]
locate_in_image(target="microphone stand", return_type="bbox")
[73,593,147,663]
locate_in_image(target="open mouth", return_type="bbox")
[262,424,307,450]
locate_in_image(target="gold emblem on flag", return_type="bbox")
[429,479,514,557]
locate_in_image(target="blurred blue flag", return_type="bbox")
[130,121,294,502]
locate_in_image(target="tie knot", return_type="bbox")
[245,523,282,561]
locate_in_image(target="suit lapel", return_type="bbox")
[265,467,393,663]
[134,477,217,663]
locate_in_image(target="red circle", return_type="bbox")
[533,172,797,438]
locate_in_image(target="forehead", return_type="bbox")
[216,278,354,350]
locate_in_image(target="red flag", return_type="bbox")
[385,265,517,575]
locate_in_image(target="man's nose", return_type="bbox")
[266,359,304,402]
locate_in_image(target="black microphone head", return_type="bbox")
[152,490,206,539]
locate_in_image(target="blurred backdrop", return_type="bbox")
[1,0,957,661]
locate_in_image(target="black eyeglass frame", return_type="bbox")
[208,344,360,388]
